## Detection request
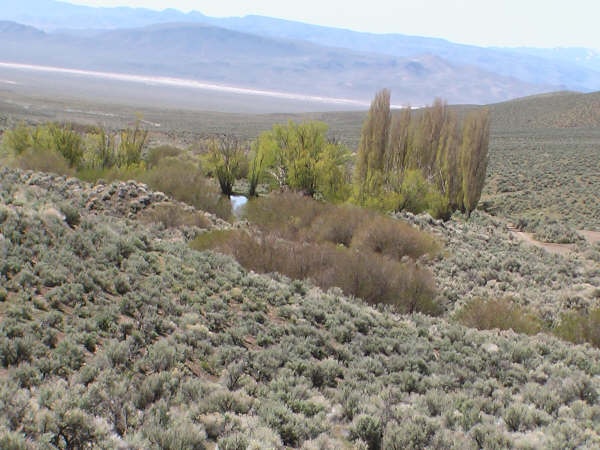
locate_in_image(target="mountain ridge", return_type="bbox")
[2,0,599,96]
[0,20,555,106]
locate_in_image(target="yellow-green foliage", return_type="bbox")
[3,122,83,169]
[249,121,351,201]
[139,157,232,220]
[1,121,234,219]
[2,122,32,155]
[117,121,147,168]
[353,89,391,205]
[455,297,543,335]
[460,111,490,217]
[83,127,116,170]
[2,121,149,172]
[201,136,247,196]
[353,91,489,219]
[47,123,84,168]
[555,309,600,347]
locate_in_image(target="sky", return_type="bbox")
[65,0,600,49]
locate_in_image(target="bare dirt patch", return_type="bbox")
[507,224,575,255]
[580,230,600,244]
[506,227,600,255]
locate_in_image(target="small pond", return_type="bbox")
[230,195,248,217]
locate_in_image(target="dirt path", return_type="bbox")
[507,226,600,255]
[579,230,600,244]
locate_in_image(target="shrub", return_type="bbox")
[244,193,439,258]
[116,121,147,167]
[243,192,326,239]
[504,405,531,432]
[145,145,182,169]
[0,430,28,450]
[382,417,437,450]
[217,433,249,450]
[554,309,600,348]
[350,415,382,450]
[2,122,31,155]
[139,203,210,229]
[49,123,84,168]
[145,339,179,372]
[307,203,367,247]
[60,203,81,228]
[52,408,105,449]
[259,401,308,447]
[139,158,232,220]
[351,213,439,260]
[455,297,543,335]
[84,126,116,169]
[193,230,439,314]
[142,404,207,450]
[15,147,73,176]
[469,424,513,449]
[53,340,85,376]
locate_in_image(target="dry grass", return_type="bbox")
[139,203,211,229]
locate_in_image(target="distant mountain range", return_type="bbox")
[1,0,599,106]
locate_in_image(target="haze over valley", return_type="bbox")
[1,0,599,109]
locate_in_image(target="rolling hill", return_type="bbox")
[489,91,600,129]
[0,167,598,448]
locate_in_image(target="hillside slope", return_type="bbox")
[0,167,599,448]
[490,91,600,129]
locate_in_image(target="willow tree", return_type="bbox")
[248,121,351,201]
[202,136,247,196]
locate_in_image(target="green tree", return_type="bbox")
[434,111,461,216]
[353,89,391,205]
[386,107,412,176]
[354,91,490,219]
[247,140,267,197]
[202,136,247,196]
[117,120,147,168]
[48,123,84,168]
[87,127,116,170]
[460,110,490,217]
[2,122,31,155]
[249,121,351,201]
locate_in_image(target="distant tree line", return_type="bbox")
[2,91,490,218]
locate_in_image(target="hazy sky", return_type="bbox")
[65,0,600,49]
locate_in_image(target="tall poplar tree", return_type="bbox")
[353,89,391,204]
[460,110,490,217]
